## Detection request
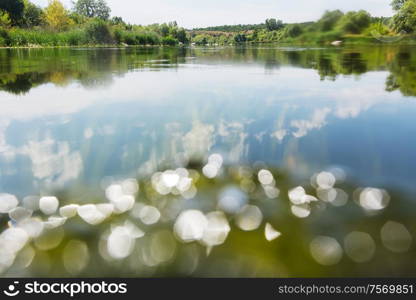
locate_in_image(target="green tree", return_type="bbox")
[286,24,303,37]
[0,0,24,25]
[159,23,169,37]
[0,11,12,27]
[44,0,73,31]
[234,33,247,43]
[176,28,188,44]
[337,10,371,34]
[73,0,110,20]
[391,0,408,10]
[265,18,283,31]
[318,10,344,31]
[391,0,416,33]
[20,0,44,27]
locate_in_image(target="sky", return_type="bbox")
[31,0,394,29]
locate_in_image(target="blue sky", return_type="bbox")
[31,0,393,28]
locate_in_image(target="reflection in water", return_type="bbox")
[0,46,415,198]
[1,46,416,95]
[0,46,416,278]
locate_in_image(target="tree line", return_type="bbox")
[1,0,416,47]
[0,0,188,46]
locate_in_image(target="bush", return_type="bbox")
[161,35,178,46]
[0,27,11,46]
[85,19,113,44]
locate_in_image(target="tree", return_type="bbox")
[110,16,125,26]
[318,10,344,31]
[286,24,303,37]
[20,0,44,27]
[0,11,12,27]
[159,23,169,37]
[44,0,73,30]
[234,33,247,43]
[265,18,283,31]
[73,0,110,20]
[391,0,416,33]
[0,0,24,24]
[176,28,188,44]
[337,10,371,34]
[391,0,408,10]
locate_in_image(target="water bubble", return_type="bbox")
[44,217,67,229]
[258,169,274,185]
[380,221,412,253]
[265,223,281,241]
[264,185,280,199]
[288,186,306,205]
[201,211,230,247]
[0,227,29,253]
[34,228,64,251]
[9,207,33,222]
[202,164,219,179]
[105,184,124,202]
[139,206,161,225]
[316,172,336,189]
[208,154,223,169]
[59,204,79,218]
[359,188,390,211]
[0,194,18,213]
[150,230,177,264]
[77,205,108,225]
[112,195,135,214]
[121,178,139,195]
[217,186,248,214]
[344,231,376,263]
[63,240,89,275]
[162,170,180,188]
[107,226,135,259]
[174,210,208,243]
[22,196,40,211]
[291,203,311,218]
[177,177,192,193]
[235,205,263,231]
[317,188,337,203]
[39,197,59,215]
[310,236,343,266]
[18,218,44,238]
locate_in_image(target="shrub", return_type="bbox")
[162,35,178,46]
[85,19,113,44]
[0,27,11,46]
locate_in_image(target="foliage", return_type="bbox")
[85,19,112,44]
[0,0,24,25]
[0,11,12,27]
[20,0,44,27]
[285,24,303,38]
[162,35,178,46]
[234,33,247,43]
[43,0,73,31]
[265,18,284,31]
[391,0,416,33]
[318,10,344,31]
[336,10,372,34]
[193,24,266,32]
[73,0,110,20]
[392,0,408,10]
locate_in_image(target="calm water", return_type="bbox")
[0,46,415,197]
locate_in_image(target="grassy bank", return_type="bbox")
[0,21,185,47]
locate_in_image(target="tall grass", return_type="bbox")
[0,23,175,47]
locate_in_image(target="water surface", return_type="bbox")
[0,46,415,197]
